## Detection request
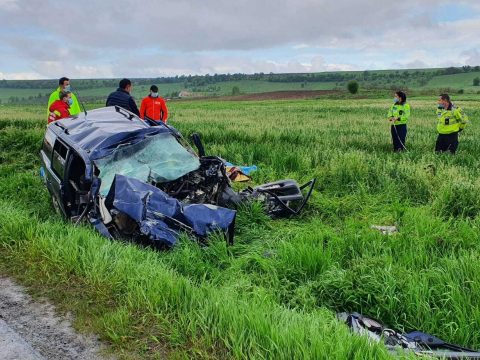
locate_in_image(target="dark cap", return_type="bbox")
[150,85,158,92]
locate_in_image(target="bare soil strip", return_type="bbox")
[0,277,112,360]
[175,89,340,101]
[219,89,339,101]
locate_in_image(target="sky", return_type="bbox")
[1,0,480,80]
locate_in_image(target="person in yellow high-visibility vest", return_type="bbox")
[47,77,81,121]
[435,94,468,154]
[387,91,410,152]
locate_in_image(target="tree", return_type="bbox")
[231,86,240,95]
[444,67,462,75]
[473,77,480,86]
[347,80,359,94]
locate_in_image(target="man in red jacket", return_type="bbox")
[48,91,72,124]
[139,85,169,123]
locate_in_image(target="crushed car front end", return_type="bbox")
[40,106,315,248]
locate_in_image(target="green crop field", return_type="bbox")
[421,71,480,91]
[0,88,50,102]
[177,80,339,95]
[1,96,480,359]
[0,81,338,104]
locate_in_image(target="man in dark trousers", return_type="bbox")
[435,93,468,154]
[106,78,140,116]
[139,85,169,124]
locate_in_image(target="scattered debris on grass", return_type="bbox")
[339,312,480,359]
[370,225,398,235]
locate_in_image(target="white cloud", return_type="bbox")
[0,0,479,78]
[30,61,115,79]
[0,71,43,80]
[393,59,429,70]
[461,49,480,65]
[103,54,357,78]
[1,0,469,52]
[0,0,19,10]
[293,44,311,50]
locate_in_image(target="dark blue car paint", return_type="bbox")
[40,106,236,246]
[106,175,236,247]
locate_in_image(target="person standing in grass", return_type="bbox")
[139,85,169,124]
[47,77,81,120]
[435,93,468,154]
[387,91,410,152]
[48,91,72,123]
[106,78,140,116]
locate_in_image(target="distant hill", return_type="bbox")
[1,66,479,104]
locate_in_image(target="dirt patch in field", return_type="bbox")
[218,90,340,101]
[0,277,112,360]
[172,89,341,102]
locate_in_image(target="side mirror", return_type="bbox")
[190,133,205,157]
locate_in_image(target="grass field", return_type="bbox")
[1,96,480,359]
[0,88,50,102]
[178,80,339,95]
[0,80,339,103]
[422,71,480,91]
[0,84,185,103]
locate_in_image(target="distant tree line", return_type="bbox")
[3,92,50,105]
[1,66,479,90]
[1,65,480,104]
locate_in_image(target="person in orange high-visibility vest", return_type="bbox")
[139,85,169,124]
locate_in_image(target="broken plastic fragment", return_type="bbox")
[370,225,398,235]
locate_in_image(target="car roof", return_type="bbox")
[50,106,174,160]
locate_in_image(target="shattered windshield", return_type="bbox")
[95,133,200,196]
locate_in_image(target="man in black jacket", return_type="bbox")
[106,78,140,116]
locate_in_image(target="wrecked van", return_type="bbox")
[39,106,315,247]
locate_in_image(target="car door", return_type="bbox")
[47,138,70,217]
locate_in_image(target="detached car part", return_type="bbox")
[339,312,480,359]
[39,106,315,248]
[240,178,316,217]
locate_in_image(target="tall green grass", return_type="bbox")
[1,98,479,358]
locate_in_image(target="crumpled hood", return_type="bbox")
[105,174,236,247]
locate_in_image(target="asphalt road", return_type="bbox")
[0,318,44,359]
